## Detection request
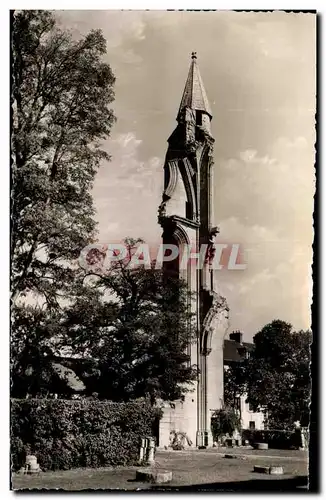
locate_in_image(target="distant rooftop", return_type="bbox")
[224,333,254,364]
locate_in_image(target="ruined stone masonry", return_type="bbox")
[158,53,229,448]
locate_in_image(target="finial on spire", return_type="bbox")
[191,51,197,60]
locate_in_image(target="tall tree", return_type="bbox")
[243,320,311,429]
[11,11,115,394]
[11,10,115,306]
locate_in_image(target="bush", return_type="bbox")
[242,428,302,450]
[211,407,241,442]
[11,398,161,471]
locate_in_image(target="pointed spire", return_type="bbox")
[178,52,212,120]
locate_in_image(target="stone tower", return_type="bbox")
[158,53,229,448]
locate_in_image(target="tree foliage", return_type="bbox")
[61,239,198,404]
[11,10,115,305]
[228,320,311,429]
[11,12,197,405]
[12,238,198,404]
[11,10,116,394]
[224,360,247,407]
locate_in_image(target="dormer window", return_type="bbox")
[238,346,246,358]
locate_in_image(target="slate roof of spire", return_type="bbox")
[178,52,212,119]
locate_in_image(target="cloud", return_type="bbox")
[56,11,145,66]
[225,12,315,60]
[92,134,314,336]
[58,11,314,338]
[216,137,315,238]
[218,215,312,335]
[93,132,163,243]
[57,10,145,48]
[216,136,314,335]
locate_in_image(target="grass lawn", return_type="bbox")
[12,448,308,492]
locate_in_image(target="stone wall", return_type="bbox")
[240,395,265,430]
[159,393,198,448]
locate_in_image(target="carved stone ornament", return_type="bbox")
[202,291,229,355]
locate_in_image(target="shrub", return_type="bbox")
[211,407,241,442]
[11,398,161,471]
[242,428,302,449]
[169,431,192,450]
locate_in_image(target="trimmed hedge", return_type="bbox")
[242,428,302,450]
[11,398,161,471]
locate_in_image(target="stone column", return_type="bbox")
[203,351,214,447]
[196,351,214,448]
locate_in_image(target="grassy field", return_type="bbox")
[12,448,308,492]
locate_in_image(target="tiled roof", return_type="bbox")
[178,54,212,118]
[224,339,254,363]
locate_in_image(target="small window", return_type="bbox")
[185,201,192,219]
[249,421,255,430]
[196,111,202,126]
[235,397,241,411]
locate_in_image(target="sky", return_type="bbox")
[57,10,316,340]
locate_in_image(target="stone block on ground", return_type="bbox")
[136,468,172,484]
[253,465,284,475]
[224,454,246,460]
[253,465,270,474]
[269,466,284,475]
[254,442,269,450]
[24,455,41,474]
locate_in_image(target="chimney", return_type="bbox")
[229,331,243,344]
